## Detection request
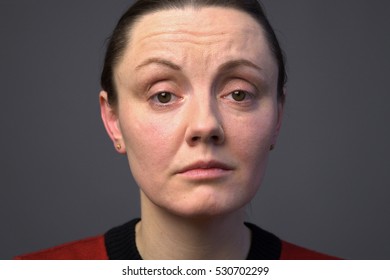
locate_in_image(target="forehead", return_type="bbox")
[134,6,262,34]
[130,6,266,47]
[118,6,276,79]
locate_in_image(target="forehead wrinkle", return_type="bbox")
[135,29,229,48]
[131,8,262,48]
[132,26,264,68]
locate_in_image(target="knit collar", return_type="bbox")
[104,218,281,260]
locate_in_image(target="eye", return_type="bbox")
[150,91,179,105]
[231,90,247,101]
[224,90,252,102]
[149,91,183,109]
[156,92,172,103]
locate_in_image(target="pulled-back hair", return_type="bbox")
[101,0,286,106]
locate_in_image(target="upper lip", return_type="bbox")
[177,160,234,174]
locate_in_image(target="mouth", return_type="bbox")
[176,160,234,180]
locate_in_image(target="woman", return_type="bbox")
[16,0,337,260]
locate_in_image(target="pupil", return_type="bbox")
[232,91,246,101]
[158,92,171,103]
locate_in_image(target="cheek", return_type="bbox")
[226,110,276,158]
[119,111,182,173]
[225,107,278,191]
[234,125,270,181]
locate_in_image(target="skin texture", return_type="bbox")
[100,7,284,259]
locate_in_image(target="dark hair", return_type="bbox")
[101,0,287,106]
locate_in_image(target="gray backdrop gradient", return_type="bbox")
[1,0,389,259]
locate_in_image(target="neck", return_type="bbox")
[136,193,251,260]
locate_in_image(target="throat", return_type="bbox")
[135,213,251,260]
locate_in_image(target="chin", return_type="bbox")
[159,192,251,219]
[140,180,259,219]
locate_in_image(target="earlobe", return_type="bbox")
[99,91,125,154]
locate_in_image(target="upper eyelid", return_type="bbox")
[146,78,173,91]
[143,73,189,94]
[146,79,180,94]
[218,78,259,93]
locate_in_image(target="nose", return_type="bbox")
[184,98,225,146]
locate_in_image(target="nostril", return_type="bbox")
[191,135,220,143]
[211,135,219,142]
[186,124,225,146]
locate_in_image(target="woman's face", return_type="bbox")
[101,7,283,218]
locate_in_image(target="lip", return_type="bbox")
[176,160,234,180]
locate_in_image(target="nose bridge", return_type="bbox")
[193,90,218,124]
[185,88,224,145]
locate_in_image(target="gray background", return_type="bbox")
[1,0,389,260]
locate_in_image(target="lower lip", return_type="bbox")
[178,168,232,180]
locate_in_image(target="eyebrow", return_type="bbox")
[135,58,182,71]
[217,59,263,74]
[135,57,262,75]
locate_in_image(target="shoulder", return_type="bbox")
[15,219,141,260]
[245,222,340,260]
[280,240,340,260]
[15,235,108,260]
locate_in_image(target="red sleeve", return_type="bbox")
[14,235,109,260]
[280,241,341,260]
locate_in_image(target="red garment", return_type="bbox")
[15,236,108,260]
[15,236,338,260]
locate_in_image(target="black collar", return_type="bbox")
[104,218,281,260]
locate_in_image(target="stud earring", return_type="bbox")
[116,143,121,150]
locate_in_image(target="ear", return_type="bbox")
[271,89,286,148]
[99,91,126,154]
